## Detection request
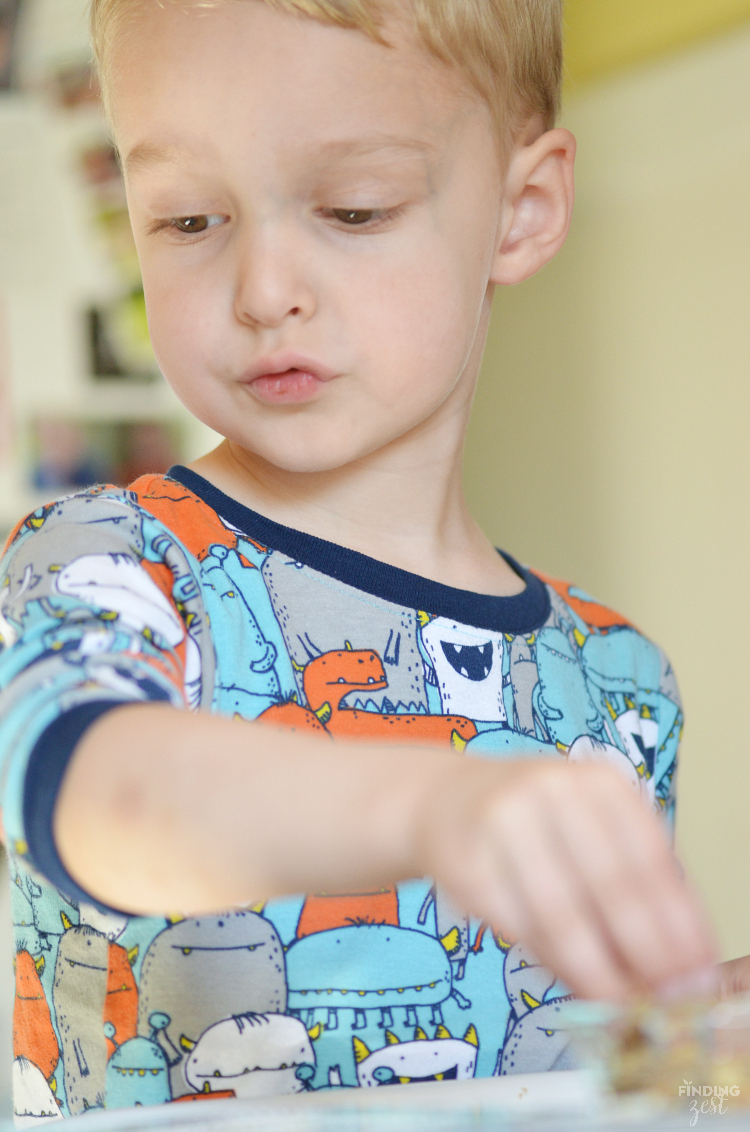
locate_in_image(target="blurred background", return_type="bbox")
[1,0,750,1119]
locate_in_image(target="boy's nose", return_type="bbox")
[233,225,317,330]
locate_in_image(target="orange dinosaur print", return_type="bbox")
[13,950,59,1081]
[301,647,477,747]
[296,887,400,939]
[104,943,138,1059]
[256,699,331,737]
[131,476,241,564]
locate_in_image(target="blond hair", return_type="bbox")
[90,0,562,143]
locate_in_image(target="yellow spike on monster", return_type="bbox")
[352,1037,371,1064]
[440,927,461,954]
[314,702,332,725]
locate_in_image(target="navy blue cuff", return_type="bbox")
[22,701,137,916]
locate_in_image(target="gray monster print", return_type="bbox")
[52,926,109,1114]
[493,938,576,1076]
[136,912,287,1099]
[496,998,576,1075]
[262,553,427,714]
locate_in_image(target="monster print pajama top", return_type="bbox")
[0,468,682,1121]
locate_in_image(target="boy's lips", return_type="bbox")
[240,354,337,405]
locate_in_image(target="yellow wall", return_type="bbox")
[565,0,750,85]
[465,22,750,960]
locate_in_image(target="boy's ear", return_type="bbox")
[490,128,576,287]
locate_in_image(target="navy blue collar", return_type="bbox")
[167,466,550,635]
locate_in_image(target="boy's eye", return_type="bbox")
[331,209,377,226]
[170,214,224,234]
[320,206,404,231]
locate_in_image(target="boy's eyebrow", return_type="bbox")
[314,136,439,160]
[123,135,437,176]
[123,141,193,176]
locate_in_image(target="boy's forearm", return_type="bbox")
[52,703,716,1000]
[53,702,453,915]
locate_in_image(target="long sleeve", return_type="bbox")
[0,488,208,904]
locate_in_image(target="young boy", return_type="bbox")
[0,0,715,1117]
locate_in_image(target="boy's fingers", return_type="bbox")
[581,771,718,975]
[435,761,714,1001]
[492,765,715,997]
[551,787,709,990]
[491,797,635,1000]
[658,965,719,1002]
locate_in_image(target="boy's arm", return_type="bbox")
[55,701,717,1003]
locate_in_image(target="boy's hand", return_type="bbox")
[717,956,750,1000]
[419,758,717,1002]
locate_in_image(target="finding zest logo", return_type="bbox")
[679,1082,741,1126]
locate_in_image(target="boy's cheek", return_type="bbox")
[139,235,482,415]
[142,274,224,365]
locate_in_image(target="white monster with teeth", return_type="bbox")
[354,1024,479,1087]
[421,618,507,723]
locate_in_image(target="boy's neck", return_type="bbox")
[188,418,525,599]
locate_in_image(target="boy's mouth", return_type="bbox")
[241,353,336,406]
[248,368,327,405]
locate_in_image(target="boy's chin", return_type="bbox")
[227,432,386,476]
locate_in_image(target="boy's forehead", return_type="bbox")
[111,0,484,168]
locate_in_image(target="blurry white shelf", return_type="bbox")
[0,376,193,536]
[10,376,190,424]
[62,377,188,421]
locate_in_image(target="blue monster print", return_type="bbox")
[533,628,604,746]
[581,629,662,708]
[285,924,453,1035]
[104,1014,172,1108]
[200,543,295,717]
